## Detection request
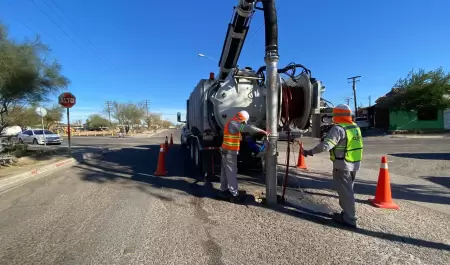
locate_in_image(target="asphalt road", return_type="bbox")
[0,130,449,264]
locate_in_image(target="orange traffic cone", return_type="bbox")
[170,133,173,147]
[164,136,169,153]
[369,156,399,209]
[154,144,168,176]
[296,142,308,169]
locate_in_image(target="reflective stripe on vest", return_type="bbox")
[222,117,242,151]
[330,123,363,162]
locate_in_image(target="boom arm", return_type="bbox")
[218,0,257,80]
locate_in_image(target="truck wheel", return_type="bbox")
[190,141,195,161]
[194,143,201,169]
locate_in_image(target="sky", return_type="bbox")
[1,0,450,124]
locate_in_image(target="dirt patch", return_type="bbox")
[0,149,70,179]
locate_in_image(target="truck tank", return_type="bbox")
[210,68,267,131]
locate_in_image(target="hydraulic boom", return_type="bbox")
[218,0,257,80]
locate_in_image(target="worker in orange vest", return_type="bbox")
[220,110,270,202]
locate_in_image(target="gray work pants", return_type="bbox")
[220,150,239,196]
[333,168,357,225]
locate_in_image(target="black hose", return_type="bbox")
[262,0,278,57]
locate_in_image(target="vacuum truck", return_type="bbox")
[177,0,324,179]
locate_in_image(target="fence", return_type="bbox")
[57,131,130,137]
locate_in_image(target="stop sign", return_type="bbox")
[59,92,76,108]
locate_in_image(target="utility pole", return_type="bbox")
[105,101,112,127]
[343,96,352,106]
[142,100,150,129]
[347,76,361,116]
[368,95,372,107]
[142,100,150,118]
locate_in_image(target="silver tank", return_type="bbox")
[210,68,267,130]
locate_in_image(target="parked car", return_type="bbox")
[355,117,370,130]
[18,129,63,145]
[1,125,22,136]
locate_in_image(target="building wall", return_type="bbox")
[389,110,444,130]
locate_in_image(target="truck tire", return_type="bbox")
[194,143,200,168]
[190,141,195,161]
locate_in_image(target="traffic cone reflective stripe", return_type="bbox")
[369,156,399,209]
[155,144,168,176]
[170,133,173,147]
[296,142,307,169]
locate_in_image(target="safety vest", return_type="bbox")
[221,117,244,151]
[330,123,363,162]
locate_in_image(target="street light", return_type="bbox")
[197,53,218,63]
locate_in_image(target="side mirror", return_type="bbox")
[177,112,181,122]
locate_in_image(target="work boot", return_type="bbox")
[332,212,357,229]
[230,190,247,203]
[218,190,232,200]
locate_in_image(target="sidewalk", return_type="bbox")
[0,147,108,193]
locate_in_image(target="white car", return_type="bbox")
[355,117,370,130]
[18,129,63,145]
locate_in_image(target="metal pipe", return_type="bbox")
[263,0,279,206]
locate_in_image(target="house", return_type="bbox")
[374,90,450,132]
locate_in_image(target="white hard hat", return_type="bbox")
[237,110,250,122]
[333,104,352,115]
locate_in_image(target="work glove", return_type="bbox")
[302,149,313,157]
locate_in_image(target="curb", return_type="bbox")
[0,148,109,194]
[390,135,446,139]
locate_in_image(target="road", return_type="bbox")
[0,130,449,264]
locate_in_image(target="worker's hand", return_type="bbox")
[302,149,313,157]
[259,129,270,137]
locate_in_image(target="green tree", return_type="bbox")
[107,101,145,130]
[7,104,63,130]
[377,68,450,112]
[86,114,109,130]
[0,24,69,132]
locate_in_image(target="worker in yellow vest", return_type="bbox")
[302,104,363,228]
[220,110,270,202]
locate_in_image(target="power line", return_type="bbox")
[45,0,116,72]
[30,0,87,55]
[30,0,116,72]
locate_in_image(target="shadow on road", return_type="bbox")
[424,176,450,189]
[390,152,450,160]
[285,169,450,206]
[74,143,450,252]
